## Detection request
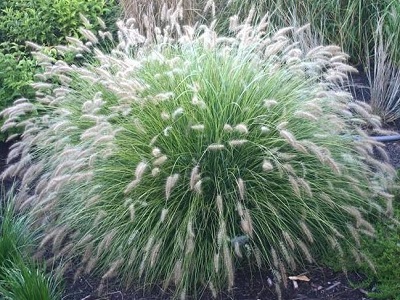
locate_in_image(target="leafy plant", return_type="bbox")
[382,0,400,64]
[0,0,120,46]
[364,213,400,300]
[323,190,400,300]
[0,42,37,141]
[1,16,397,299]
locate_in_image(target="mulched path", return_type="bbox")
[0,69,397,299]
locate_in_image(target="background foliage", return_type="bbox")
[0,0,121,141]
[0,0,119,45]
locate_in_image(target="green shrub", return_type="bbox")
[364,213,400,300]
[0,42,37,141]
[0,0,121,140]
[1,17,397,299]
[0,0,120,46]
[382,0,400,64]
[323,192,400,300]
[231,0,400,64]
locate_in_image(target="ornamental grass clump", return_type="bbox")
[0,191,63,300]
[1,14,397,299]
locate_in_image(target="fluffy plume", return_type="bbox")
[165,173,180,200]
[236,178,245,200]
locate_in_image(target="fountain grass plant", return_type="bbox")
[0,14,398,299]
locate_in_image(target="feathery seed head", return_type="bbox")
[190,124,205,131]
[193,180,202,194]
[216,195,223,216]
[172,107,184,119]
[151,167,161,177]
[134,161,148,180]
[207,143,225,151]
[153,155,168,166]
[300,221,314,243]
[161,111,170,120]
[229,139,248,147]
[264,99,278,108]
[152,147,162,157]
[236,178,245,200]
[260,126,270,134]
[223,124,233,131]
[160,208,169,223]
[234,123,249,134]
[165,173,180,200]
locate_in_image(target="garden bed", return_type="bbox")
[3,69,397,299]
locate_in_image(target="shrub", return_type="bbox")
[0,0,121,140]
[0,42,37,141]
[323,188,400,300]
[382,0,400,64]
[0,0,120,46]
[363,210,400,300]
[1,16,397,299]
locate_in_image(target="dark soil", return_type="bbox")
[62,265,372,300]
[0,70,397,300]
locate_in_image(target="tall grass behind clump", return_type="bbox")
[382,0,400,64]
[1,15,397,299]
[118,0,400,64]
[365,18,400,123]
[119,0,200,39]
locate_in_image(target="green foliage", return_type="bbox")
[1,20,397,299]
[322,179,400,300]
[382,0,400,64]
[0,193,35,269]
[364,20,400,123]
[0,190,63,300]
[0,0,120,140]
[0,262,62,300]
[0,42,37,141]
[0,0,120,46]
[364,212,400,300]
